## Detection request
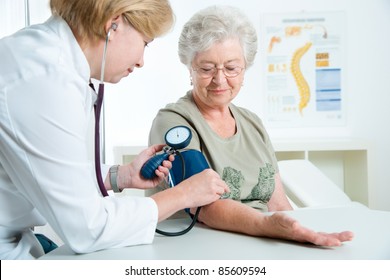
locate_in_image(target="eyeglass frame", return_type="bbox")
[192,65,245,78]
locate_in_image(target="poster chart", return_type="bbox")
[261,11,346,127]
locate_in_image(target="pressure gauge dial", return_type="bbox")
[165,125,192,149]
[141,125,192,179]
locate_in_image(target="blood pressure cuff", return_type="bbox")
[169,149,210,186]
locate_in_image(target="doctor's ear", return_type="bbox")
[104,22,118,41]
[104,15,121,39]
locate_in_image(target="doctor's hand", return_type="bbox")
[150,168,230,222]
[177,169,230,208]
[113,144,174,191]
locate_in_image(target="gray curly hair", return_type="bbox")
[178,5,258,69]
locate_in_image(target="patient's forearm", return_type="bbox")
[194,199,354,247]
[195,199,268,236]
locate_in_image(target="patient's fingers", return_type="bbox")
[268,213,354,247]
[298,229,354,247]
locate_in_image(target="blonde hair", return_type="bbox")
[50,0,174,42]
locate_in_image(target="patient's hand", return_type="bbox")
[263,212,354,246]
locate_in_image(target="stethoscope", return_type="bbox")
[93,23,118,198]
[92,25,199,237]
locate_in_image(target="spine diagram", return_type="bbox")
[291,42,312,114]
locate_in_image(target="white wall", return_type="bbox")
[0,0,51,38]
[1,0,389,211]
[346,0,390,211]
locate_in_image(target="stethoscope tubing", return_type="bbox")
[94,30,112,197]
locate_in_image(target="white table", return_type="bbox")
[41,205,390,260]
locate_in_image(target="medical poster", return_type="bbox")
[261,11,345,127]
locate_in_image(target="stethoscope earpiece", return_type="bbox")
[111,23,118,31]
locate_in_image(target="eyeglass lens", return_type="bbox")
[195,66,244,78]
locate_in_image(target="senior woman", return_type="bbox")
[0,0,229,259]
[148,5,353,246]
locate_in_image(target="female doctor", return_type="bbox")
[0,0,229,259]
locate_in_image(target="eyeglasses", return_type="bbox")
[192,65,245,78]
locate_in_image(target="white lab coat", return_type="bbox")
[0,16,158,259]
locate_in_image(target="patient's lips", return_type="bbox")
[208,88,229,95]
